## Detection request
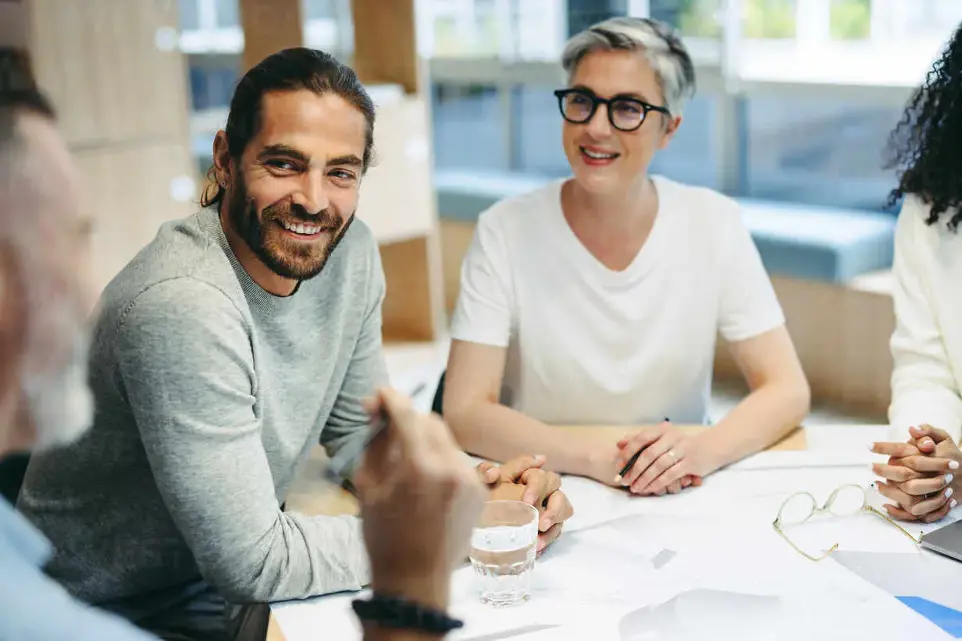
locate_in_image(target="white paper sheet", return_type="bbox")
[835,550,962,612]
[728,449,878,471]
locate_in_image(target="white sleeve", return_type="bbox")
[717,210,786,343]
[449,213,514,347]
[888,196,962,442]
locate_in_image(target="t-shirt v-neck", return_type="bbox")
[549,176,670,288]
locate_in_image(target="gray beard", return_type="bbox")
[23,331,94,451]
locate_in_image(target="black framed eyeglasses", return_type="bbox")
[553,88,671,132]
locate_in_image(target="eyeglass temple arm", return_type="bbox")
[864,506,922,544]
[772,519,837,562]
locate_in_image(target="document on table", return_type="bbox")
[728,449,878,471]
[835,550,962,613]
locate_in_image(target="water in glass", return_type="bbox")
[469,500,539,607]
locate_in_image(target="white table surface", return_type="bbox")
[271,425,962,641]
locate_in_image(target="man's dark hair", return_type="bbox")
[201,47,376,209]
[0,48,55,119]
[886,23,962,230]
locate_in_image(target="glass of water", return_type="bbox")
[469,500,539,607]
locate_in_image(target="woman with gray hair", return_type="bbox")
[442,17,810,497]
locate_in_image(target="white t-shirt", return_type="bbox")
[449,175,785,425]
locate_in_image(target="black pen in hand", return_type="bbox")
[614,417,670,485]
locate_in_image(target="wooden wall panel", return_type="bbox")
[714,277,893,420]
[380,235,443,342]
[439,219,475,316]
[77,142,197,294]
[26,0,189,146]
[24,0,195,292]
[238,0,303,72]
[357,95,436,244]
[351,0,420,94]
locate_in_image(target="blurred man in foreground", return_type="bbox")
[0,48,157,641]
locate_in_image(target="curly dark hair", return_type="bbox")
[886,23,962,230]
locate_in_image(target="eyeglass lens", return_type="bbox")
[778,493,817,526]
[559,92,647,131]
[779,485,866,527]
[826,485,865,516]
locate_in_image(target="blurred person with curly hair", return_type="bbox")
[871,23,962,524]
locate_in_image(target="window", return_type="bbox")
[304,0,338,20]
[179,0,201,31]
[650,94,719,190]
[429,0,502,58]
[431,84,509,172]
[744,0,796,39]
[214,0,240,28]
[188,60,239,110]
[744,97,902,211]
[830,0,870,40]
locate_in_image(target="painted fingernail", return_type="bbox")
[613,474,623,485]
[946,474,955,485]
[868,442,876,451]
[952,500,958,509]
[951,461,961,470]
[946,488,954,498]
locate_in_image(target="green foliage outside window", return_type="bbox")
[675,0,723,38]
[830,0,871,40]
[743,0,796,39]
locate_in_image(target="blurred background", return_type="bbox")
[12,0,962,426]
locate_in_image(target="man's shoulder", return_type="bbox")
[97,211,245,322]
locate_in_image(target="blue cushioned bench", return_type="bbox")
[435,170,896,283]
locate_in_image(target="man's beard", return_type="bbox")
[227,178,354,281]
[23,327,94,451]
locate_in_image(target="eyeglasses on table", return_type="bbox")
[773,484,921,561]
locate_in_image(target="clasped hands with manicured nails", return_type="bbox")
[871,424,962,524]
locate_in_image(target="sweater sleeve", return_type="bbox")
[320,242,389,474]
[114,278,369,603]
[888,196,962,442]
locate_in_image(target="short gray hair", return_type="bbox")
[562,17,696,116]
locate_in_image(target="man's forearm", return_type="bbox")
[696,382,808,470]
[447,403,603,477]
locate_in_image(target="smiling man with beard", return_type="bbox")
[16,48,386,641]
